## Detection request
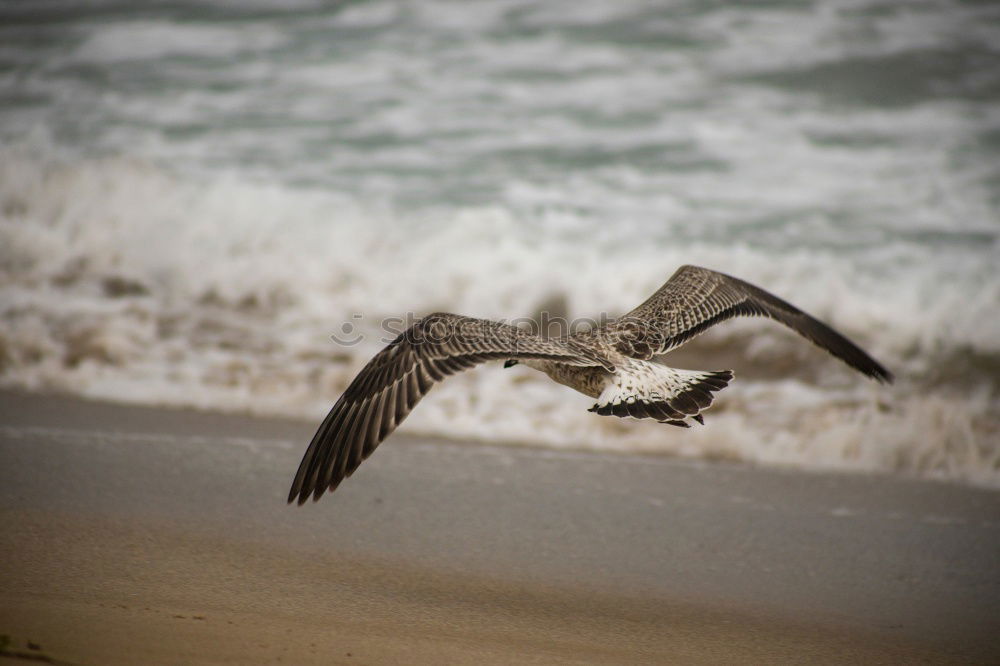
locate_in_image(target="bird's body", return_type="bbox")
[289,265,892,504]
[519,358,607,398]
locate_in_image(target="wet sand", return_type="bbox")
[1,391,997,664]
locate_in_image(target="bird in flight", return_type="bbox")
[289,265,891,504]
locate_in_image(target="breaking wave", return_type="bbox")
[1,0,998,485]
[1,145,997,486]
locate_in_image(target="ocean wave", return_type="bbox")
[2,0,997,486]
[72,21,289,63]
[1,146,997,486]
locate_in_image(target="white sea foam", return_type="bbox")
[73,21,287,62]
[1,142,997,486]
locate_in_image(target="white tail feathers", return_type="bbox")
[589,360,732,427]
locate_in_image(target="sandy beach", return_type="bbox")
[1,390,997,665]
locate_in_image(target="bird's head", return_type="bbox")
[503,359,519,369]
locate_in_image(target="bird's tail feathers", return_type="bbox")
[589,362,732,427]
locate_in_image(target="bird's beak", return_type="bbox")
[503,359,518,369]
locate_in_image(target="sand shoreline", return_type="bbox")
[2,390,997,664]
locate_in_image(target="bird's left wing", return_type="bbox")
[601,265,892,383]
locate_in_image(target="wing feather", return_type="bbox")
[311,400,354,496]
[377,381,398,442]
[289,312,607,504]
[604,265,892,383]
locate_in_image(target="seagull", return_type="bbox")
[289,265,891,504]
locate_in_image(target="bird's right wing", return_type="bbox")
[602,265,892,383]
[289,312,609,504]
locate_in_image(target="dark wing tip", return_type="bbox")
[287,455,313,505]
[311,485,328,503]
[797,314,894,386]
[725,274,894,387]
[821,335,895,386]
[287,470,320,505]
[868,363,894,385]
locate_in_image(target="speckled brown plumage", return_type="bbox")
[289,265,891,504]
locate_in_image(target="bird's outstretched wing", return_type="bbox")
[601,265,892,383]
[289,312,610,504]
